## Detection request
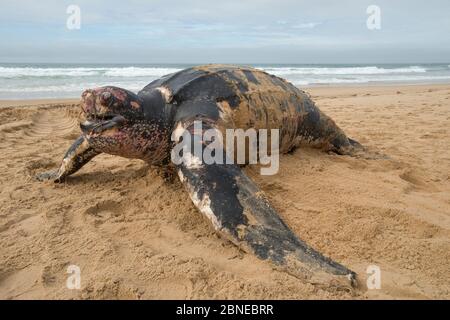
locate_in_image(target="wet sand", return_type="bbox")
[0,84,449,299]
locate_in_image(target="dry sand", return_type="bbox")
[0,84,449,299]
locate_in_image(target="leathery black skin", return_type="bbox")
[37,64,364,288]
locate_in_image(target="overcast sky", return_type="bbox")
[1,0,449,63]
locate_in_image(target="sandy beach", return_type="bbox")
[0,84,449,299]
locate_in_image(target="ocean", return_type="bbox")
[1,63,450,99]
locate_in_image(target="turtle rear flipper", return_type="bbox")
[173,121,358,289]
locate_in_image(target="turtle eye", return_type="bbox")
[100,91,112,104]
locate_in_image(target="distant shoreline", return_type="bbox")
[0,82,450,108]
[0,99,79,108]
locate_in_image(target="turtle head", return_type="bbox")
[79,86,168,163]
[80,86,143,135]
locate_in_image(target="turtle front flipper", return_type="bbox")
[36,135,100,182]
[172,120,358,289]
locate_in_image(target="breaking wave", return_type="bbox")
[1,63,449,99]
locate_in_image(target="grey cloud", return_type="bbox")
[0,0,449,63]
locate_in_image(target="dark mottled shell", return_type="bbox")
[140,64,327,153]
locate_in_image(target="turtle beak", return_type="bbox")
[80,115,126,135]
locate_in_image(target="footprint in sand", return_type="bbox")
[83,200,124,227]
[0,266,43,299]
[399,168,438,193]
[0,212,34,233]
[145,278,194,299]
